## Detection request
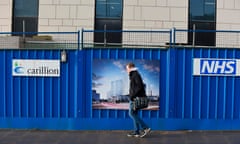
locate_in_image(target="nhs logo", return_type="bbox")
[193,58,239,76]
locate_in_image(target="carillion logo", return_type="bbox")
[14,62,24,74]
[12,59,60,77]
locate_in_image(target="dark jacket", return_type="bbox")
[129,70,146,101]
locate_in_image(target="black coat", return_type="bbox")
[129,70,146,101]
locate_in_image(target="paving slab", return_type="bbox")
[0,129,239,144]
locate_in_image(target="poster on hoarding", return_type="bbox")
[92,59,160,110]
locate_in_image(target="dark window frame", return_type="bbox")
[188,0,216,46]
[94,0,123,45]
[12,0,39,35]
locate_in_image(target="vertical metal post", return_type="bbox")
[78,30,80,50]
[171,27,176,48]
[22,20,26,42]
[104,24,107,47]
[81,28,84,49]
[192,24,196,47]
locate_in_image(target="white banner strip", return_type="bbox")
[12,59,60,77]
[193,58,240,76]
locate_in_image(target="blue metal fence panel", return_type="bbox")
[1,47,240,130]
[174,47,240,121]
[0,50,81,119]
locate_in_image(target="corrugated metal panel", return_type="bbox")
[0,50,81,119]
[1,48,240,130]
[174,48,240,120]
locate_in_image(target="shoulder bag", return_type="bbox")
[133,97,149,110]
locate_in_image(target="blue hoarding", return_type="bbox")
[0,48,240,130]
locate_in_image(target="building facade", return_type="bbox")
[1,0,240,47]
[1,0,240,31]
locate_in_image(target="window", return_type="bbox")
[189,0,215,22]
[94,0,123,45]
[14,0,38,17]
[96,0,123,18]
[12,0,39,35]
[188,0,216,46]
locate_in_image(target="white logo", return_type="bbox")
[12,59,60,77]
[193,58,240,76]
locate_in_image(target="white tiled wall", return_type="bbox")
[217,0,240,30]
[123,0,188,30]
[38,0,95,32]
[123,0,188,45]
[0,0,12,32]
[38,0,188,32]
[216,0,240,47]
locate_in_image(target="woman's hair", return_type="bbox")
[126,62,135,68]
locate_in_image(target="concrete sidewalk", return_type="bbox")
[0,129,239,144]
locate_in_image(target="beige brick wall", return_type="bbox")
[123,0,188,45]
[0,0,12,32]
[217,0,240,30]
[123,0,188,30]
[38,0,95,32]
[216,0,240,47]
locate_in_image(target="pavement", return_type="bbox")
[0,129,240,144]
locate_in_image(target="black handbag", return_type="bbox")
[133,97,149,110]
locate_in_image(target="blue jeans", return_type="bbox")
[129,101,148,133]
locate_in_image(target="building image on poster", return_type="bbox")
[92,59,160,110]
